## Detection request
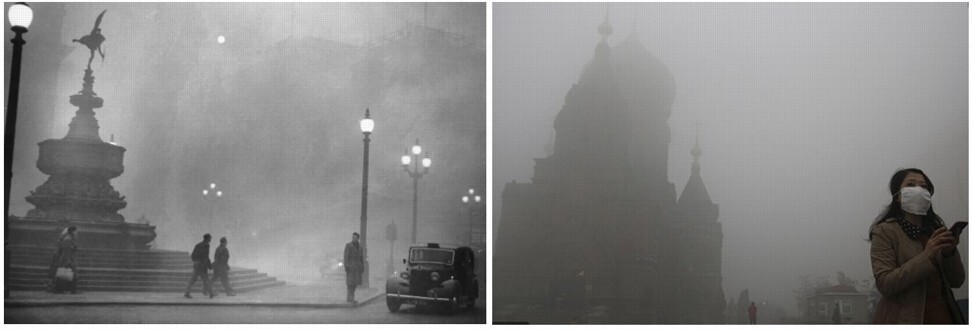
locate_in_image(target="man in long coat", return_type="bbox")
[344,232,364,303]
[185,234,216,298]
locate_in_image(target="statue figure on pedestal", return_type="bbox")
[72,10,106,69]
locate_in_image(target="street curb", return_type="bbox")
[5,292,386,309]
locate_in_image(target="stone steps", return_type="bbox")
[6,245,286,293]
[11,258,193,269]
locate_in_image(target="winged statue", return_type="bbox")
[72,10,107,69]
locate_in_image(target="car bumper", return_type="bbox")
[386,293,457,306]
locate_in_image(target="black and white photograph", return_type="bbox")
[493,2,967,324]
[4,2,486,324]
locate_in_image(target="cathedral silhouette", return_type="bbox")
[494,15,725,324]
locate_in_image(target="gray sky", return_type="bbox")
[4,2,486,284]
[494,2,967,314]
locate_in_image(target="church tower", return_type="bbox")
[674,128,726,323]
[495,13,687,323]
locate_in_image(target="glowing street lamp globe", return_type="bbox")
[360,109,374,133]
[8,3,33,29]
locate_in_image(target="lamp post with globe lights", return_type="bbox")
[358,109,374,288]
[5,2,33,299]
[401,139,431,244]
[203,183,223,236]
[5,2,32,220]
[461,189,482,246]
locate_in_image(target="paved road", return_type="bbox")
[5,296,487,324]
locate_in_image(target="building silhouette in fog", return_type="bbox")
[674,133,725,323]
[494,15,724,324]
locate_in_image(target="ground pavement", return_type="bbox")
[4,280,383,309]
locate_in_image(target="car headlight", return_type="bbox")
[400,271,409,280]
[431,272,440,282]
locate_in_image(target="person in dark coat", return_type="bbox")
[47,226,79,294]
[344,232,364,303]
[748,302,758,324]
[184,233,216,299]
[212,237,235,296]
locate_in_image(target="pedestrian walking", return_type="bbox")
[344,232,364,303]
[212,237,235,296]
[748,302,757,324]
[184,233,216,299]
[47,226,79,294]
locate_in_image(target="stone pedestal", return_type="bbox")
[11,69,155,250]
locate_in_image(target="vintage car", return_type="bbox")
[385,243,478,313]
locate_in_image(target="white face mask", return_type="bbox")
[899,186,932,215]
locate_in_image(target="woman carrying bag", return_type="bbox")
[47,226,79,294]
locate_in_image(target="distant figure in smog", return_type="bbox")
[344,232,364,304]
[184,233,216,299]
[748,302,757,324]
[47,226,79,294]
[212,237,235,296]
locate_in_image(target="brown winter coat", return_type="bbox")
[870,218,966,324]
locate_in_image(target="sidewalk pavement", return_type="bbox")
[4,281,384,309]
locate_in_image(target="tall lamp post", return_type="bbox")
[5,2,33,299]
[401,140,431,244]
[461,189,482,246]
[358,108,374,288]
[202,183,222,237]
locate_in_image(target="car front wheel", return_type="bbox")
[386,296,401,313]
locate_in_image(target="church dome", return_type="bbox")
[616,34,677,112]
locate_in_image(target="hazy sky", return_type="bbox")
[494,2,967,314]
[4,2,486,283]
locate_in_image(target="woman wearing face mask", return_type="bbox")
[869,168,965,324]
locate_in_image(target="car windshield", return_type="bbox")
[409,248,454,265]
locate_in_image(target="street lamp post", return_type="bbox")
[461,189,482,246]
[401,139,430,244]
[202,183,222,237]
[5,2,33,299]
[358,108,374,288]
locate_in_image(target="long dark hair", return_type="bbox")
[867,168,944,240]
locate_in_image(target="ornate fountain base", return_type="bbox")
[9,67,153,250]
[7,216,156,250]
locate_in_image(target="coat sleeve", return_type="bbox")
[870,223,937,297]
[941,250,966,288]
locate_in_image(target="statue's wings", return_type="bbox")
[91,10,106,34]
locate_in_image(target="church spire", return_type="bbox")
[598,9,613,43]
[691,121,702,173]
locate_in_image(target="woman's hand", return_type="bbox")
[924,227,956,260]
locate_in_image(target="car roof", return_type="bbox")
[408,244,473,252]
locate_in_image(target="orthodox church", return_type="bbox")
[494,16,725,324]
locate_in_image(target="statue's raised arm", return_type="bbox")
[72,10,106,69]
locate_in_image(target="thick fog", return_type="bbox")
[494,2,967,316]
[4,2,486,284]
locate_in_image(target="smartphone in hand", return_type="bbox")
[950,221,968,237]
